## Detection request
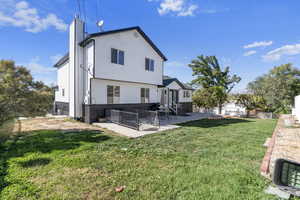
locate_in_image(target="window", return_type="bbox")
[141,88,150,103]
[62,88,65,97]
[186,91,190,98]
[183,91,190,98]
[107,85,120,104]
[145,58,154,71]
[111,48,124,65]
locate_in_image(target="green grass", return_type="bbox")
[0,118,279,199]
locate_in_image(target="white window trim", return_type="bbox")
[145,58,155,72]
[141,88,150,103]
[107,85,120,104]
[111,48,125,65]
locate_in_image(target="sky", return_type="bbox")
[1,0,300,92]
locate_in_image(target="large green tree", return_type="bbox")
[189,55,241,114]
[0,60,54,124]
[248,63,300,113]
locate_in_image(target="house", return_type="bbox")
[213,101,246,116]
[53,16,193,123]
[293,95,300,121]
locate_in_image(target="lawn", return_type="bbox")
[0,118,278,200]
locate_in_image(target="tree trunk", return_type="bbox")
[246,110,250,118]
[218,104,222,115]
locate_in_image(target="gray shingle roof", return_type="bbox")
[54,53,69,68]
[163,76,193,90]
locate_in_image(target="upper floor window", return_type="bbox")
[145,58,154,72]
[62,88,65,97]
[107,85,120,104]
[141,88,150,103]
[111,48,124,65]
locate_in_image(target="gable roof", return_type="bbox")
[183,83,193,90]
[54,53,69,68]
[163,76,193,90]
[79,26,167,61]
[54,26,167,67]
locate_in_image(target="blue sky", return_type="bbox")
[1,0,300,92]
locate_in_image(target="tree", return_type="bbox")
[248,63,300,113]
[189,55,241,114]
[0,60,54,125]
[193,87,223,110]
[234,94,265,117]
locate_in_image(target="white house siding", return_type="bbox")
[167,81,181,90]
[69,18,85,118]
[55,62,69,103]
[213,102,246,116]
[83,41,95,104]
[93,30,163,86]
[294,95,300,120]
[179,90,192,103]
[91,79,159,104]
[163,81,192,103]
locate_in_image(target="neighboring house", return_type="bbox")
[213,101,246,116]
[54,17,192,123]
[293,95,300,121]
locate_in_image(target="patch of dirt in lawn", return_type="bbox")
[12,117,102,133]
[31,167,113,200]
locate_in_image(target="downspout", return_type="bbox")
[74,19,77,118]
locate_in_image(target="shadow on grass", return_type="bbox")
[0,120,16,143]
[0,126,111,193]
[19,158,52,168]
[179,118,253,128]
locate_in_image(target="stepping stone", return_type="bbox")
[265,185,291,199]
[263,138,271,147]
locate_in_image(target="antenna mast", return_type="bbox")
[96,0,104,32]
[96,20,104,32]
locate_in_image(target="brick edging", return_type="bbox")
[260,118,281,178]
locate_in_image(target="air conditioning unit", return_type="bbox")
[273,159,300,197]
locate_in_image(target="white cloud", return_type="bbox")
[18,57,56,85]
[243,41,273,49]
[25,57,55,74]
[15,55,59,85]
[243,50,256,56]
[177,4,198,16]
[0,1,67,33]
[262,44,300,62]
[157,0,198,17]
[50,54,63,64]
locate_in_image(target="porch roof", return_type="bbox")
[162,76,193,90]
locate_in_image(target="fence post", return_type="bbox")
[137,112,139,131]
[156,111,160,129]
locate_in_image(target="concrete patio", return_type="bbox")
[93,112,213,138]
